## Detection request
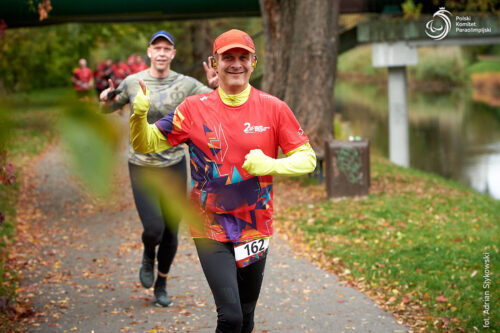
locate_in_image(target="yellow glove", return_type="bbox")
[132,80,151,117]
[242,144,317,176]
[129,80,171,153]
[242,149,277,176]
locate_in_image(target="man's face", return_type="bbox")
[148,39,176,73]
[216,48,254,93]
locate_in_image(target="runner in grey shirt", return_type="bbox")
[100,30,217,307]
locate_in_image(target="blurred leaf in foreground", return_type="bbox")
[59,100,120,196]
[138,167,204,237]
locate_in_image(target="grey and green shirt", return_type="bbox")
[111,69,212,167]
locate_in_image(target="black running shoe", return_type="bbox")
[154,286,173,307]
[139,252,155,289]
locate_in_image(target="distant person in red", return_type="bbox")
[113,59,130,86]
[132,55,148,73]
[102,59,116,87]
[127,54,137,74]
[72,58,93,99]
[94,61,108,97]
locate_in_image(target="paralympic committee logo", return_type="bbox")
[425,7,452,40]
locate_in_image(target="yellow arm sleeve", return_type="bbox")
[129,84,172,154]
[242,143,317,176]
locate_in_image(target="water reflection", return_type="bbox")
[335,81,500,199]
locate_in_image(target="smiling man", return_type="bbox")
[129,29,316,332]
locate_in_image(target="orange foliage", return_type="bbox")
[38,0,52,21]
[471,72,500,107]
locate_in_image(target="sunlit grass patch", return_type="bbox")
[467,59,500,74]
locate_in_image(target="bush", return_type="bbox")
[337,45,386,78]
[409,47,465,84]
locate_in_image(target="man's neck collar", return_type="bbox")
[218,85,251,107]
[149,67,170,78]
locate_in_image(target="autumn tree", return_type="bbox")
[259,0,340,149]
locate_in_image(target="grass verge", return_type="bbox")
[0,88,71,330]
[276,156,499,332]
[467,59,500,74]
[338,45,467,91]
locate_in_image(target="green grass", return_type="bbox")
[278,158,499,332]
[467,59,500,74]
[0,87,70,328]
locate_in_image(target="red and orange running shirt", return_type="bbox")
[155,86,309,243]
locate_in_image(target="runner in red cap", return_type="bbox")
[129,29,317,332]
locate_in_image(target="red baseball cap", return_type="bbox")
[213,29,255,55]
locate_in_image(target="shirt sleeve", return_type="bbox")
[242,142,316,176]
[154,100,192,146]
[109,79,130,111]
[129,114,171,154]
[189,77,213,95]
[277,103,309,154]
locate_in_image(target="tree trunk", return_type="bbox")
[189,20,212,82]
[259,0,340,149]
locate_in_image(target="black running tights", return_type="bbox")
[194,238,266,333]
[128,158,186,274]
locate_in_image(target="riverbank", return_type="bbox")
[334,75,500,201]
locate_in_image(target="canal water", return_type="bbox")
[335,81,500,200]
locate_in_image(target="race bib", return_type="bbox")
[234,238,270,268]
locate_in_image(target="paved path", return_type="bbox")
[16,119,410,333]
